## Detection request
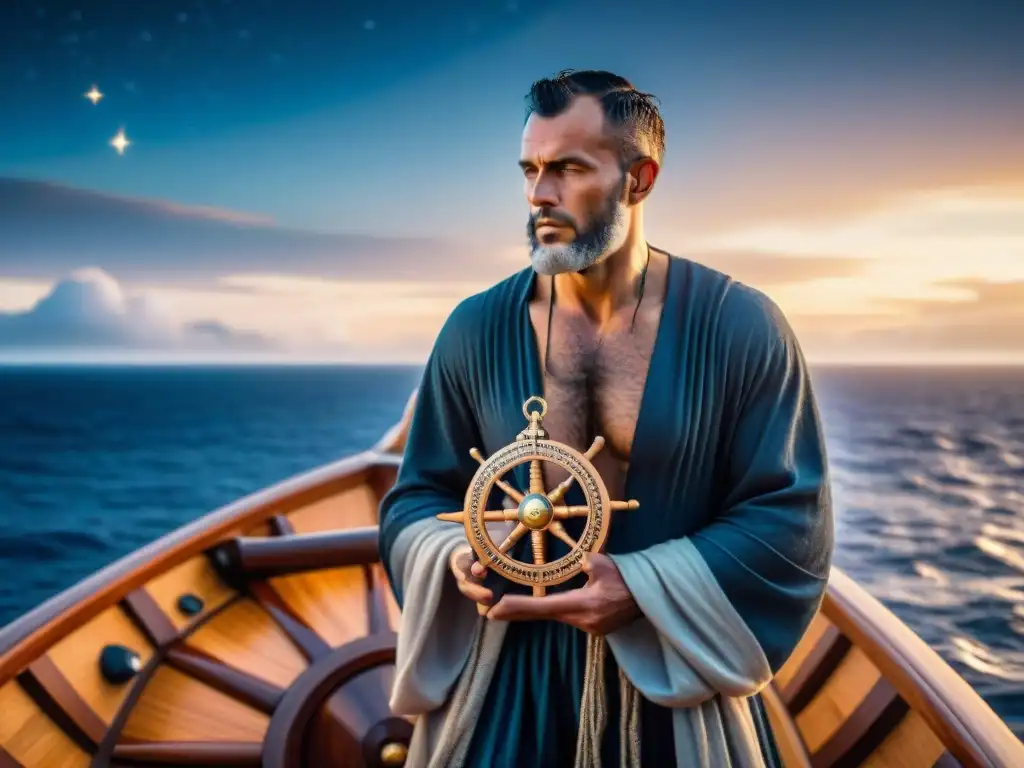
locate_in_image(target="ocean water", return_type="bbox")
[0,364,1022,736]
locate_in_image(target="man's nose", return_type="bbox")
[527,171,559,209]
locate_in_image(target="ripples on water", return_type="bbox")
[814,366,1024,735]
[0,364,1022,735]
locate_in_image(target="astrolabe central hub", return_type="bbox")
[518,492,554,530]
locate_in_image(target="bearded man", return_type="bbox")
[378,69,834,767]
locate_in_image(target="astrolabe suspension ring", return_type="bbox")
[436,396,639,598]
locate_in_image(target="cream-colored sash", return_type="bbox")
[388,518,772,767]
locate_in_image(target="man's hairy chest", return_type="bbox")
[534,314,658,496]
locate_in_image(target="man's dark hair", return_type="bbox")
[524,69,665,167]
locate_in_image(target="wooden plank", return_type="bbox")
[782,625,853,716]
[269,566,370,648]
[796,646,881,754]
[121,665,269,742]
[776,614,834,692]
[184,597,308,688]
[286,484,378,534]
[810,679,907,767]
[143,555,236,633]
[17,656,108,752]
[45,603,153,726]
[0,680,91,767]
[861,709,952,768]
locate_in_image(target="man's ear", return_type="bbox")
[628,158,660,204]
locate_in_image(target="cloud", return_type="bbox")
[784,278,1024,362]
[689,252,866,286]
[0,267,272,355]
[861,278,1024,351]
[0,177,521,284]
[0,177,882,291]
[687,186,1024,283]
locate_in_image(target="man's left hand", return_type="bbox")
[484,552,641,635]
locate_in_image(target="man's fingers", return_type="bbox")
[486,589,588,621]
[451,550,484,582]
[459,581,493,606]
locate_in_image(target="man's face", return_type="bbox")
[520,96,631,275]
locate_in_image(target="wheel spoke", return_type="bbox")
[438,508,518,523]
[546,476,574,506]
[531,530,547,596]
[496,479,524,505]
[529,459,546,495]
[435,510,466,523]
[498,523,529,553]
[531,530,546,564]
[548,520,578,548]
[546,436,605,504]
[470,448,524,503]
[551,500,639,519]
[484,508,520,521]
[552,505,590,518]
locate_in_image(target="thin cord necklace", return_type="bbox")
[543,244,652,376]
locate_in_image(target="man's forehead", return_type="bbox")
[521,97,616,160]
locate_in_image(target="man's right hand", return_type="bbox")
[450,545,493,607]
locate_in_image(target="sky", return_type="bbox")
[1,0,1023,364]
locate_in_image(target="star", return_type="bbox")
[110,128,131,155]
[85,85,103,104]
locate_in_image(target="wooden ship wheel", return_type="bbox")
[0,467,415,767]
[437,396,639,599]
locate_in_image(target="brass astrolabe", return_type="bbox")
[436,396,638,610]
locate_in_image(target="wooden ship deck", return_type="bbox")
[0,392,1021,767]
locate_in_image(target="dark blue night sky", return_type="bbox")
[1,0,546,157]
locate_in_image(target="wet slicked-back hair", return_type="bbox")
[524,69,665,167]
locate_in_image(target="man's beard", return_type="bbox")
[526,178,629,276]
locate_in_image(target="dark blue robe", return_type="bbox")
[379,254,834,767]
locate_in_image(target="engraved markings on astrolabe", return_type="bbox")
[436,396,639,595]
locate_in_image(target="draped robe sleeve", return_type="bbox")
[604,286,834,765]
[377,297,512,766]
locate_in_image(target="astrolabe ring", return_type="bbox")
[436,395,638,597]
